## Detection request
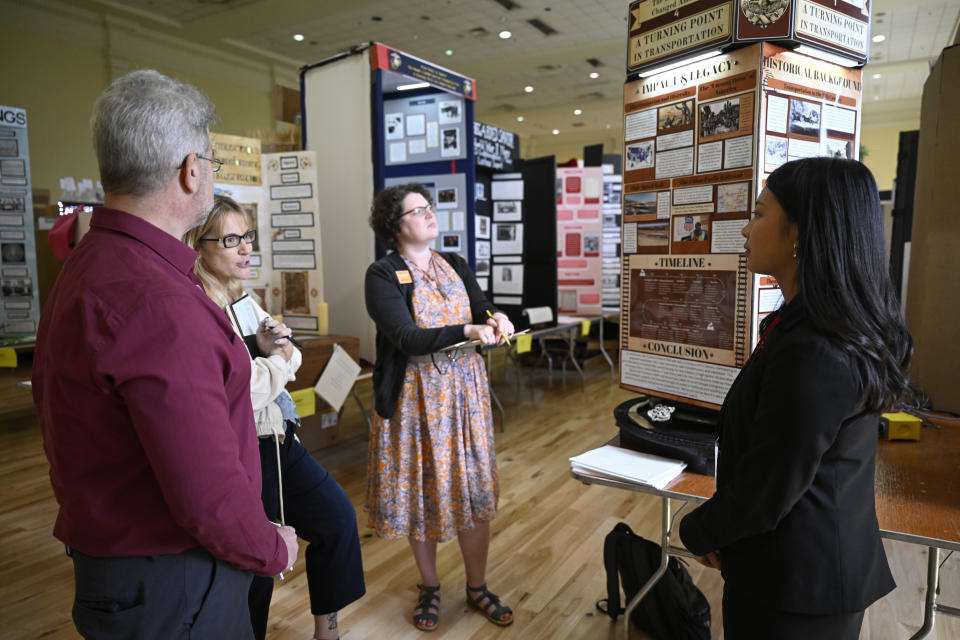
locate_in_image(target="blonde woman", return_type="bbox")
[185,195,364,640]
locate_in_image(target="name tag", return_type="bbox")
[396,270,412,284]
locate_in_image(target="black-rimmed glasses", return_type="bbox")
[200,229,256,248]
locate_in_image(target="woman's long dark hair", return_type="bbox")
[766,157,912,412]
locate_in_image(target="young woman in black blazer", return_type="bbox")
[678,157,913,639]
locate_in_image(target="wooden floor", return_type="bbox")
[1,350,958,639]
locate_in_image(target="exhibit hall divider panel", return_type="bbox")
[619,41,862,410]
[0,105,41,338]
[474,121,520,296]
[556,166,604,317]
[602,170,623,313]
[302,43,476,361]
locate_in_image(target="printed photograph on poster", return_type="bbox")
[673,215,710,242]
[493,223,523,254]
[765,136,788,171]
[436,187,459,209]
[636,220,669,251]
[476,240,491,259]
[492,264,524,295]
[475,259,490,276]
[825,138,854,159]
[1,278,32,297]
[0,194,25,212]
[658,100,694,132]
[1,243,26,264]
[583,233,600,256]
[717,182,750,213]
[493,200,522,221]
[438,100,462,125]
[700,98,740,138]
[476,215,490,239]
[625,141,655,171]
[624,191,657,216]
[440,127,461,157]
[282,271,310,314]
[603,213,621,228]
[789,99,821,138]
[441,234,461,251]
[406,113,426,136]
[476,182,485,200]
[385,113,404,140]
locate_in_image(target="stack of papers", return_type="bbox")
[570,445,686,490]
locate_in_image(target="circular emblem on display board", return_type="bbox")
[310,288,318,297]
[389,51,402,70]
[741,0,789,27]
[272,287,280,297]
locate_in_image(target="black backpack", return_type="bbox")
[598,522,711,640]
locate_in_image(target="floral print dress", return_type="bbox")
[366,252,499,542]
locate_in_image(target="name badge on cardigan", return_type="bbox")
[395,270,412,284]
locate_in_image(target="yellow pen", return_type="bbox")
[486,310,511,346]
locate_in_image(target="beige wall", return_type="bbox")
[0,22,276,199]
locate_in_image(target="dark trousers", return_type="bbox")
[71,546,253,640]
[722,586,865,640]
[249,421,365,640]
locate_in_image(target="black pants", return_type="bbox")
[71,546,253,640]
[249,421,365,640]
[723,586,865,640]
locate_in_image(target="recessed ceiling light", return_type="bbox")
[589,72,599,79]
[552,129,560,135]
[872,34,886,43]
[517,116,524,122]
[573,109,582,115]
[524,85,534,93]
[445,49,454,56]
[499,30,512,39]
[872,73,882,79]
[292,34,304,42]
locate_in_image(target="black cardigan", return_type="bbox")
[678,297,895,614]
[364,251,497,419]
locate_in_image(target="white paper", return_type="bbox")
[788,138,820,159]
[823,104,856,134]
[656,192,671,220]
[389,141,407,163]
[426,121,439,148]
[406,113,426,136]
[710,219,748,253]
[655,147,693,179]
[622,223,638,254]
[523,306,554,324]
[657,129,694,152]
[492,264,523,295]
[434,211,450,231]
[491,179,523,200]
[673,185,713,205]
[408,139,426,154]
[724,135,753,169]
[451,210,465,231]
[313,344,361,412]
[570,445,686,490]
[229,295,261,336]
[697,141,723,173]
[766,95,789,134]
[624,108,657,141]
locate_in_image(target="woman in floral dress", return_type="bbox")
[365,183,515,632]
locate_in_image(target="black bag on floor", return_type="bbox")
[613,395,718,476]
[597,522,710,640]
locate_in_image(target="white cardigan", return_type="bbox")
[225,296,302,442]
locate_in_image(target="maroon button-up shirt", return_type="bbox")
[32,207,285,577]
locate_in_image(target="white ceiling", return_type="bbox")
[62,0,960,141]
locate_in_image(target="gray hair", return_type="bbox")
[91,69,216,196]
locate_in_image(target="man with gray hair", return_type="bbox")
[32,69,298,639]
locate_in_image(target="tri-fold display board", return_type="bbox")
[619,41,862,409]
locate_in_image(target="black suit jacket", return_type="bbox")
[679,297,895,614]
[364,251,497,419]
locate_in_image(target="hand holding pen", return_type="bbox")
[260,317,304,350]
[486,310,515,346]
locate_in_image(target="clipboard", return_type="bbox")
[228,294,262,358]
[439,328,531,352]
